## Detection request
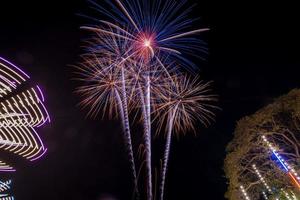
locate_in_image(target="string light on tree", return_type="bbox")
[240,185,251,200]
[0,180,14,200]
[0,161,15,172]
[76,0,213,199]
[262,191,268,200]
[252,164,272,193]
[262,135,300,189]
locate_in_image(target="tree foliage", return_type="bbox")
[224,89,300,200]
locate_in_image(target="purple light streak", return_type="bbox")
[0,57,30,79]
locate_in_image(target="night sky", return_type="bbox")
[0,0,300,199]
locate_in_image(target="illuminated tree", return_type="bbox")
[224,89,300,200]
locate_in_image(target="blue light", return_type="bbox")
[272,150,289,172]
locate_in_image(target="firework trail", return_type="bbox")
[154,75,217,200]
[119,65,140,198]
[0,57,50,171]
[74,54,140,197]
[0,180,14,200]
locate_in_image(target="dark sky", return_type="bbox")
[0,0,300,199]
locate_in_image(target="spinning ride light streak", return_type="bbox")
[0,180,14,200]
[0,161,15,172]
[262,135,300,189]
[0,57,50,171]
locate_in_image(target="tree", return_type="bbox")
[224,89,300,200]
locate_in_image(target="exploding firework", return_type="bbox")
[77,0,213,199]
[252,164,272,194]
[82,0,208,71]
[0,57,50,171]
[74,53,140,197]
[154,75,217,200]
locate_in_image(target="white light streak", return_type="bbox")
[240,185,251,200]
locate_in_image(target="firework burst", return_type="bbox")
[76,0,214,199]
[75,56,123,118]
[155,76,217,134]
[154,75,217,200]
[74,53,140,198]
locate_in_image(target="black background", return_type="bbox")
[0,0,299,199]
